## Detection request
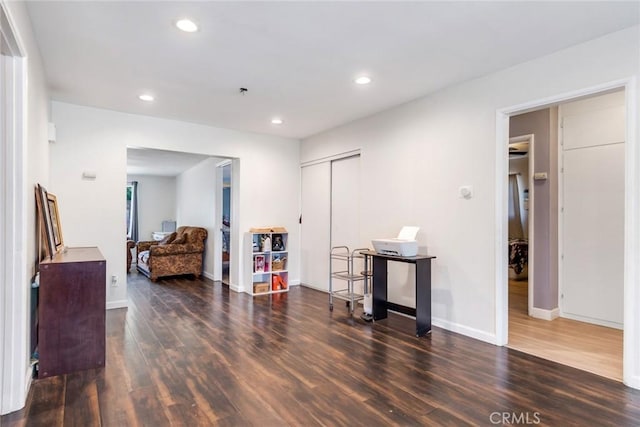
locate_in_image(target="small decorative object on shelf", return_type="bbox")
[246,228,289,296]
[261,235,271,252]
[272,274,287,291]
[254,255,265,273]
[272,254,286,271]
[272,234,285,251]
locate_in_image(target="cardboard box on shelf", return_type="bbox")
[253,282,270,293]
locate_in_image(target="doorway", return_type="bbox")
[507,134,533,318]
[503,89,627,381]
[126,148,233,286]
[219,161,232,285]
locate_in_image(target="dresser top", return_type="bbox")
[40,247,105,264]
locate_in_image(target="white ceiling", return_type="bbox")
[127,148,215,176]
[27,1,639,139]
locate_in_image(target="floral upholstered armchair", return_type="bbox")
[136,226,208,281]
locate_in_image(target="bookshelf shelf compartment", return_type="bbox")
[246,229,289,296]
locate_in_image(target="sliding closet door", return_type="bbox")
[300,155,361,292]
[331,155,360,249]
[331,155,362,294]
[300,162,331,291]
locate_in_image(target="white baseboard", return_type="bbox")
[560,312,623,330]
[289,279,300,286]
[298,285,498,345]
[300,283,328,292]
[23,366,32,403]
[106,300,128,310]
[202,271,215,281]
[624,375,640,390]
[529,307,560,321]
[1,366,32,415]
[432,317,497,345]
[228,283,242,293]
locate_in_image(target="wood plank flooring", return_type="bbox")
[508,279,623,381]
[3,273,640,426]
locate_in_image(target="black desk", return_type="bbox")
[360,251,436,337]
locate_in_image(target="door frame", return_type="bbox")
[495,77,639,388]
[214,159,232,283]
[508,134,535,317]
[1,3,29,414]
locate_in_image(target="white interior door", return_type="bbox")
[560,92,625,328]
[300,162,331,291]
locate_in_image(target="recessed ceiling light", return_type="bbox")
[138,94,154,102]
[271,118,283,125]
[354,76,372,85]
[176,19,198,33]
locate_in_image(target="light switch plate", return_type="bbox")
[533,172,548,180]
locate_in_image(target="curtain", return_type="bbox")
[508,174,524,239]
[130,181,139,241]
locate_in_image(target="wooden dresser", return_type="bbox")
[38,247,106,378]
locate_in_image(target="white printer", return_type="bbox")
[372,226,420,257]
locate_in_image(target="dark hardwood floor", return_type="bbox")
[4,272,640,426]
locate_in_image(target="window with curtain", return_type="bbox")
[126,181,139,240]
[508,174,524,239]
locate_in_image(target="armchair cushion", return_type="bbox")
[172,235,187,245]
[136,226,208,281]
[158,232,177,245]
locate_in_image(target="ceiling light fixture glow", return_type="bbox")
[354,76,372,85]
[271,118,283,125]
[176,19,198,33]
[138,94,154,102]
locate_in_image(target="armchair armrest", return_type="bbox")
[137,240,156,252]
[149,243,204,256]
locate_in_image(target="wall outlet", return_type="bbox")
[111,275,118,287]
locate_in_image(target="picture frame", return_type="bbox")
[46,193,64,252]
[254,255,265,273]
[35,198,49,263]
[35,184,55,259]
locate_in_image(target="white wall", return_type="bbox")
[50,102,300,305]
[301,26,640,345]
[1,0,50,415]
[127,174,176,242]
[175,158,218,279]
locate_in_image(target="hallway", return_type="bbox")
[508,279,623,381]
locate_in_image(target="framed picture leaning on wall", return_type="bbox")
[35,184,64,259]
[46,193,64,252]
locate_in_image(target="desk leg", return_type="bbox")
[372,257,388,320]
[415,258,432,337]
